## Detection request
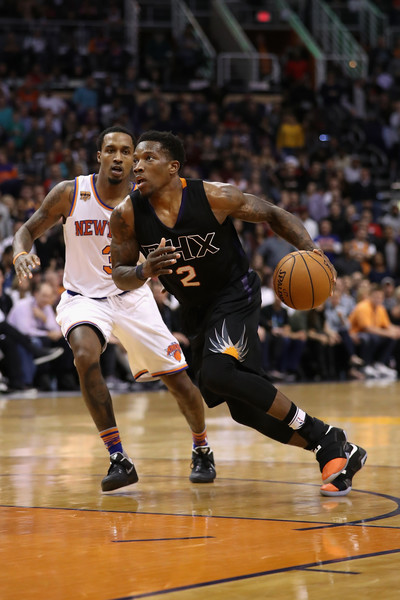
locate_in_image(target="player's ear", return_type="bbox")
[97,150,101,164]
[169,160,180,175]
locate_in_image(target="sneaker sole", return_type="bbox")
[189,473,216,484]
[101,479,139,493]
[321,457,349,484]
[101,473,139,493]
[320,444,367,497]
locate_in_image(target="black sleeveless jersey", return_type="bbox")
[130,178,249,307]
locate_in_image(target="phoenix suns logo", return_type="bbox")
[166,342,182,362]
[209,320,248,362]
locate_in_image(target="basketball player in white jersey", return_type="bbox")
[12,126,216,492]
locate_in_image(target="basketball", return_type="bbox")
[273,250,334,310]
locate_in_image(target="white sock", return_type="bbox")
[288,408,306,430]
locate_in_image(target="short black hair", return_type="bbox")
[137,130,186,170]
[96,126,136,151]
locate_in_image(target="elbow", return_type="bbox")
[111,268,128,291]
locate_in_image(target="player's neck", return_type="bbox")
[95,173,132,204]
[149,178,183,227]
[149,177,182,206]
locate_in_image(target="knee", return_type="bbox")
[73,345,100,375]
[162,370,193,396]
[226,400,248,426]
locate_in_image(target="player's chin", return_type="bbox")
[136,182,150,196]
[108,175,123,185]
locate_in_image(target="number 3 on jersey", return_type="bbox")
[176,265,200,287]
[102,245,112,274]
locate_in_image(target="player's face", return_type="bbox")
[133,141,177,196]
[98,132,134,185]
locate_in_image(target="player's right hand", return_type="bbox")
[143,237,180,278]
[14,253,41,283]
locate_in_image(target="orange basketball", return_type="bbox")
[273,250,334,310]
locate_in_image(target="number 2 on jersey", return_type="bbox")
[176,265,200,287]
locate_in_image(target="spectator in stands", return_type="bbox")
[258,232,296,272]
[327,200,354,241]
[324,289,365,380]
[379,225,400,276]
[0,92,14,136]
[276,112,305,157]
[297,205,318,240]
[72,76,99,116]
[381,276,398,311]
[7,280,74,390]
[313,218,342,264]
[343,155,362,184]
[351,167,379,217]
[0,245,15,292]
[284,46,310,84]
[0,265,61,392]
[349,284,400,378]
[0,194,13,240]
[259,293,306,382]
[369,251,394,283]
[348,223,377,275]
[380,201,400,236]
[334,239,363,277]
[304,304,343,380]
[0,150,19,195]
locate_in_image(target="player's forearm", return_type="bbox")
[268,207,317,251]
[239,194,316,251]
[13,225,35,255]
[112,264,148,290]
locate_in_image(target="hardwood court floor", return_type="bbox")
[1,379,400,600]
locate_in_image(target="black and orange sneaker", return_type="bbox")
[313,426,349,484]
[101,452,138,492]
[320,443,367,497]
[189,446,216,483]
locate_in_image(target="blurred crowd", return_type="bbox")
[3,1,400,392]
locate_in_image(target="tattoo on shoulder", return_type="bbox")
[111,205,133,237]
[46,180,75,210]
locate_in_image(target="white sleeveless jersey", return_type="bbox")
[63,174,134,298]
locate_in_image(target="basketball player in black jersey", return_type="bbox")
[110,130,367,497]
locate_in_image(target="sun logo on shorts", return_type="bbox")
[209,320,248,362]
[166,342,182,362]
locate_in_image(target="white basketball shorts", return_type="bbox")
[56,283,188,381]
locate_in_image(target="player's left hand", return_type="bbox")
[312,248,337,291]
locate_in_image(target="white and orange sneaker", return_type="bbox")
[320,443,367,497]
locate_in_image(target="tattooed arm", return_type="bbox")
[13,180,75,282]
[204,181,316,251]
[110,196,181,290]
[204,181,336,282]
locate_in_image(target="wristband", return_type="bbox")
[135,263,147,281]
[12,251,28,265]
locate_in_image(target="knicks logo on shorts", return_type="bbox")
[209,320,248,362]
[166,342,182,362]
